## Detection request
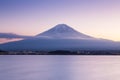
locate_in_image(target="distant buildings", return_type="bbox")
[0,50,120,55]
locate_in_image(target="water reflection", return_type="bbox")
[0,55,120,80]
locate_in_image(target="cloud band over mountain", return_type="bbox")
[0,33,33,39]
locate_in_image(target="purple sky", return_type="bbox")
[0,0,120,41]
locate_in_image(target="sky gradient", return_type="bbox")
[0,0,120,41]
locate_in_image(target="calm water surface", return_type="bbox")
[0,55,120,80]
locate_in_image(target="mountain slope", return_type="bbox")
[36,24,94,39]
[0,24,120,51]
[0,38,120,51]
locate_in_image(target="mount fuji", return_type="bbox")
[0,24,120,51]
[36,24,93,39]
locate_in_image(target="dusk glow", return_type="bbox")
[0,0,120,41]
[1,1,120,79]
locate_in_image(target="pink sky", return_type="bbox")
[0,0,120,41]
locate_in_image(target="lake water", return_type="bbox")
[0,55,120,80]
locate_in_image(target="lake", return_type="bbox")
[0,55,120,80]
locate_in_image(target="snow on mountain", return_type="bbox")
[36,24,93,39]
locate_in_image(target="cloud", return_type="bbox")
[0,33,33,39]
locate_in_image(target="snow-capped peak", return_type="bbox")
[36,24,94,39]
[50,24,75,33]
